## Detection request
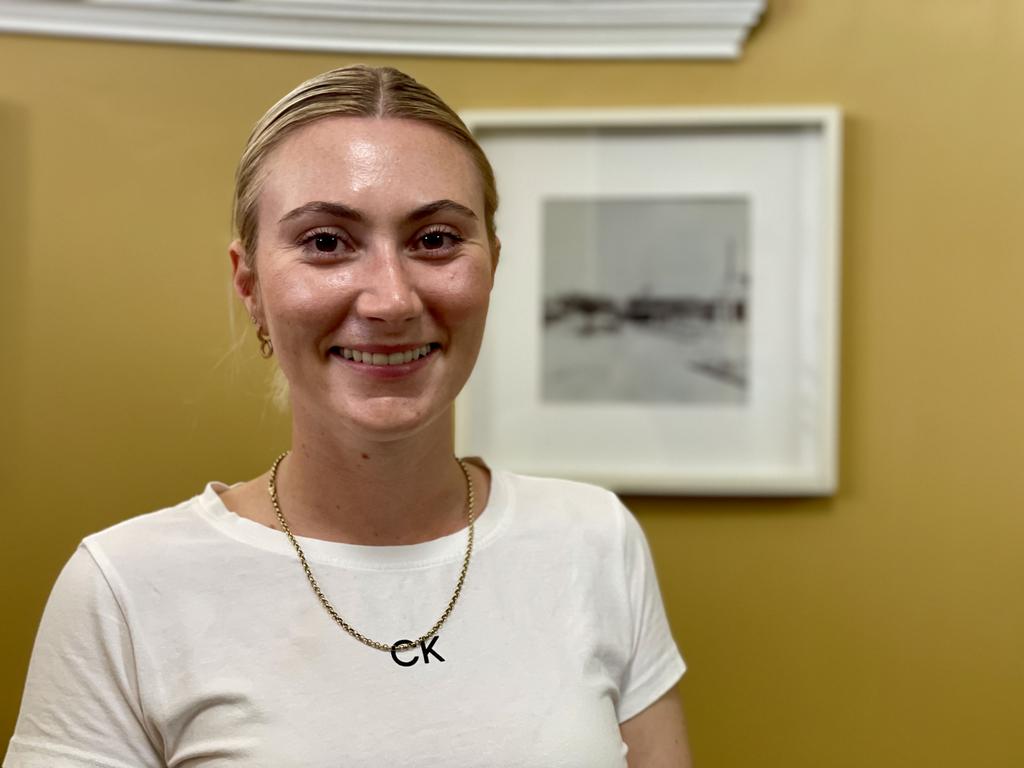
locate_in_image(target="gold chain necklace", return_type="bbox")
[267,451,475,652]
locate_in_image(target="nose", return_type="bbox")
[354,243,423,324]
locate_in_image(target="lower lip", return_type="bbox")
[330,349,438,379]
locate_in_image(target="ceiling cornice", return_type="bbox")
[0,0,766,59]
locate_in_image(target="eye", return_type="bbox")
[414,227,464,255]
[421,232,447,250]
[313,233,340,252]
[298,227,352,258]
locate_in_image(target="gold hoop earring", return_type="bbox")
[257,326,274,358]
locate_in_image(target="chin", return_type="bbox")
[331,397,451,443]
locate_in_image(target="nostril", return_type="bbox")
[354,280,423,323]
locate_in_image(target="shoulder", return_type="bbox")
[492,468,640,549]
[498,468,624,513]
[78,484,230,587]
[85,486,213,545]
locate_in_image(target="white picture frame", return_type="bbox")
[456,108,842,495]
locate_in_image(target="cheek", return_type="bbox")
[262,268,354,328]
[432,263,492,325]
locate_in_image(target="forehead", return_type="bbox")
[258,116,483,221]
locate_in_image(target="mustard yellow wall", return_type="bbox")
[2,2,1023,765]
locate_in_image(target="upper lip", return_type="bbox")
[329,342,437,354]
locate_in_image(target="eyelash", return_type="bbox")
[299,228,352,258]
[296,226,465,259]
[415,226,464,254]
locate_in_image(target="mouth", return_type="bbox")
[329,343,441,366]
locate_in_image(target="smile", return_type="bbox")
[330,344,439,366]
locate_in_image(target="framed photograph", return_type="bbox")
[456,108,842,495]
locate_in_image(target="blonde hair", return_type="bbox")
[232,65,498,262]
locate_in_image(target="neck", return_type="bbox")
[276,406,469,545]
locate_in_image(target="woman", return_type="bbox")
[5,65,691,767]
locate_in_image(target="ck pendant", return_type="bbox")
[390,636,445,666]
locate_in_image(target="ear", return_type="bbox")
[490,236,501,277]
[229,239,260,319]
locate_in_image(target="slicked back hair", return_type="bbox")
[232,65,498,264]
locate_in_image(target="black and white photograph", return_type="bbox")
[542,197,750,404]
[457,109,839,494]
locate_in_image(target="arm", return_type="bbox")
[620,687,693,768]
[5,546,164,767]
[613,502,691,767]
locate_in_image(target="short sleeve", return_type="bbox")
[615,507,686,723]
[4,545,164,768]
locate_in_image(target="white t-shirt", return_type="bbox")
[5,469,684,768]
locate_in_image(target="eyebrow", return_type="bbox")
[407,199,479,222]
[277,199,478,226]
[278,201,363,225]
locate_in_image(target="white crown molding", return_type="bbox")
[0,0,765,59]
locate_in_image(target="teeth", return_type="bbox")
[336,344,434,366]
